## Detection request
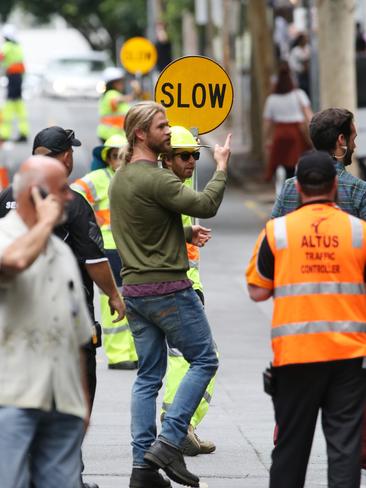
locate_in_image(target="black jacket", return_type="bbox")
[0,186,106,321]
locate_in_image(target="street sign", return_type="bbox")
[154,56,234,134]
[120,37,157,75]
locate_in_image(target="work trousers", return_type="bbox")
[270,358,366,488]
[101,249,137,365]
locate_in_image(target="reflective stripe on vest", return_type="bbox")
[272,320,366,338]
[349,214,363,248]
[168,347,183,358]
[72,179,97,204]
[203,391,212,404]
[103,323,129,334]
[189,259,199,269]
[274,213,364,250]
[274,216,287,249]
[274,282,366,297]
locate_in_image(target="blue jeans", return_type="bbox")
[125,287,219,466]
[0,406,84,488]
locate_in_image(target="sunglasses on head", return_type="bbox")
[175,151,200,162]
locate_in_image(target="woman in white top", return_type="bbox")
[263,60,313,181]
[289,33,310,95]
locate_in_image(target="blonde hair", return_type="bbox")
[122,101,165,165]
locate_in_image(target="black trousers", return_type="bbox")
[270,358,366,488]
[83,345,97,407]
[7,73,22,99]
[80,345,97,484]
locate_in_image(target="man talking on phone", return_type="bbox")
[0,155,92,488]
[0,127,125,488]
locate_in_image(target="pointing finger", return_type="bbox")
[224,133,232,149]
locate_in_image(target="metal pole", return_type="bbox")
[147,0,157,42]
[306,0,320,110]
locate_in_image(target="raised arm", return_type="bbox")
[0,188,62,277]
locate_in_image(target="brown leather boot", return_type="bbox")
[181,425,216,456]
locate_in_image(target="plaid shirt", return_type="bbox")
[271,161,366,219]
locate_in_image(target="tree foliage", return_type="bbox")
[0,0,14,22]
[161,0,194,57]
[4,0,194,60]
[18,0,147,57]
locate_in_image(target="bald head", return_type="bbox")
[13,156,67,198]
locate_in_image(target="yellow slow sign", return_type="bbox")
[155,56,233,134]
[120,37,157,75]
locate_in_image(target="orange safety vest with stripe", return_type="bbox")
[248,203,366,367]
[71,166,115,249]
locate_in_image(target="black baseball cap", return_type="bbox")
[296,151,336,186]
[32,126,81,156]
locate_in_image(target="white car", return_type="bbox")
[43,52,109,99]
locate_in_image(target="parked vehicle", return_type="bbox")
[43,52,109,99]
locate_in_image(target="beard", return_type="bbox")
[149,141,170,155]
[343,147,353,166]
[147,135,171,156]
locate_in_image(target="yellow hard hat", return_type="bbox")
[170,126,200,150]
[101,134,127,161]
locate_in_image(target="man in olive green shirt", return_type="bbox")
[110,102,231,488]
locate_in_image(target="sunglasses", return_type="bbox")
[175,151,200,162]
[109,152,122,160]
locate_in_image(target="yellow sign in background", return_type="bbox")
[120,37,157,75]
[155,56,233,134]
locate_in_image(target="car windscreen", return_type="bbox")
[49,58,106,74]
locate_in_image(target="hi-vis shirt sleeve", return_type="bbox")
[245,229,274,290]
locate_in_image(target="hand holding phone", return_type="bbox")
[31,186,62,227]
[38,186,49,200]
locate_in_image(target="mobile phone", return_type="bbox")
[31,186,49,205]
[38,187,49,199]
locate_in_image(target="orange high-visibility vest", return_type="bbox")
[266,203,366,366]
[100,114,125,129]
[0,166,9,190]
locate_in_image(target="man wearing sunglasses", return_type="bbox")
[160,125,217,458]
[0,126,126,488]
